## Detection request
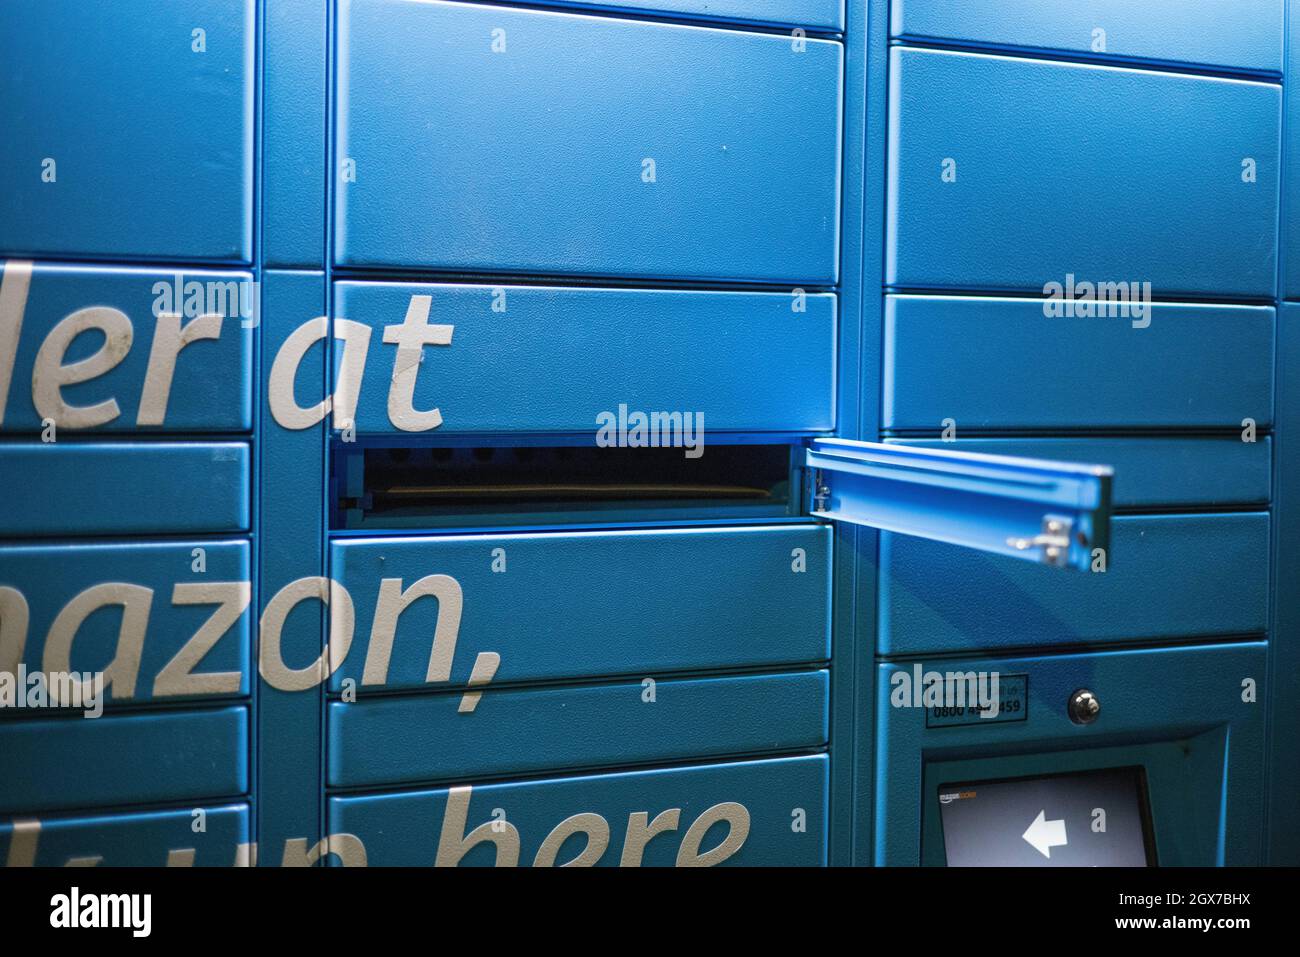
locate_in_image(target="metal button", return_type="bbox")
[1068,688,1101,725]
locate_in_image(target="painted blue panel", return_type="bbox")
[0,0,254,263]
[334,283,835,434]
[875,643,1267,865]
[884,296,1274,430]
[0,804,250,867]
[0,540,250,705]
[0,262,254,433]
[892,0,1284,74]
[0,443,249,536]
[1286,7,1300,300]
[264,0,328,267]
[257,271,327,864]
[880,514,1270,656]
[1268,306,1300,861]
[327,671,828,788]
[887,49,1281,299]
[0,706,248,814]
[329,755,828,866]
[532,1,842,31]
[888,437,1271,510]
[330,526,830,693]
[336,0,843,282]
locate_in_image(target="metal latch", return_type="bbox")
[812,469,830,513]
[1006,514,1074,568]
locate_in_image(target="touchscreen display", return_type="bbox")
[939,767,1154,866]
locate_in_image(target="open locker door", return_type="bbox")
[805,438,1112,571]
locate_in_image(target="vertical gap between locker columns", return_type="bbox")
[250,0,266,861]
[1265,0,1282,863]
[322,0,338,862]
[835,0,868,869]
[1266,0,1296,865]
[849,0,890,867]
[829,0,857,867]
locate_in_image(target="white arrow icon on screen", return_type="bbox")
[1023,810,1068,859]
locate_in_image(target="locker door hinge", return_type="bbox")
[812,469,830,513]
[1006,514,1074,568]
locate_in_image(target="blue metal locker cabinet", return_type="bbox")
[880,0,1292,866]
[0,0,258,865]
[0,0,1294,868]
